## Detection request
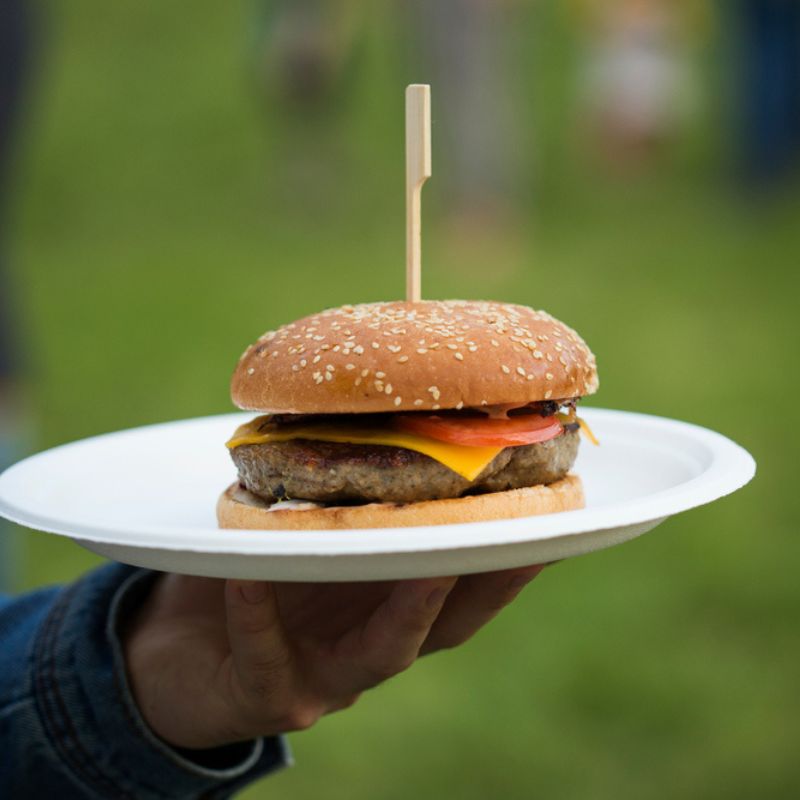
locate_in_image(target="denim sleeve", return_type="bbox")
[0,562,292,799]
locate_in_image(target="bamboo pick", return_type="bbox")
[405,84,431,303]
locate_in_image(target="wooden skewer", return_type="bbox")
[405,84,431,304]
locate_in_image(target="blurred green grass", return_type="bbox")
[7,2,800,799]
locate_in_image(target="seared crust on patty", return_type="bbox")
[230,429,579,505]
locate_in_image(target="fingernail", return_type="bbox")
[239,581,267,604]
[426,586,450,609]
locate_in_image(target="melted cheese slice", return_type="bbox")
[578,416,599,446]
[226,416,502,481]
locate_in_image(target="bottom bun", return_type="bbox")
[217,474,584,530]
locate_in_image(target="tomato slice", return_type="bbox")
[395,413,563,448]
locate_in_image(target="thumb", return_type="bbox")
[224,580,293,701]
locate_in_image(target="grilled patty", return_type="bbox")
[230,428,579,505]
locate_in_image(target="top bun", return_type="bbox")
[232,300,598,414]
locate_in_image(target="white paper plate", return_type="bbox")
[0,409,755,581]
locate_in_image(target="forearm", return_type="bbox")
[0,563,290,799]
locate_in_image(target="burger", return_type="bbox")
[217,300,598,530]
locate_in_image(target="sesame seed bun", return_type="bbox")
[217,474,584,530]
[232,300,598,414]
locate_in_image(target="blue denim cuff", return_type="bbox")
[32,562,292,799]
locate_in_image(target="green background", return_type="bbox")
[5,2,799,798]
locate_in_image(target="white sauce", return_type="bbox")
[267,498,324,512]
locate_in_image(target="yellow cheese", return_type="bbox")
[226,416,503,481]
[578,416,599,446]
[558,411,599,447]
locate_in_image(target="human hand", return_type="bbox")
[123,565,545,750]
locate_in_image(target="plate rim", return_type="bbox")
[0,408,756,555]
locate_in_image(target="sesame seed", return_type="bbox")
[491,339,499,347]
[527,374,534,381]
[501,365,511,374]
[247,367,255,375]
[353,345,364,355]
[394,396,402,406]
[326,364,334,372]
[468,345,478,352]
[388,345,401,353]
[447,343,458,350]
[456,401,464,410]
[546,372,554,380]
[355,377,362,386]
[398,355,409,363]
[533,350,543,359]
[385,384,393,395]
[372,342,380,350]
[345,363,355,370]
[545,390,553,399]
[376,371,386,379]
[516,366,526,376]
[546,354,554,362]
[414,399,423,406]
[374,380,384,391]
[432,404,441,410]
[271,351,279,358]
[454,352,464,361]
[481,400,488,406]
[325,372,333,381]
[361,368,370,377]
[291,364,299,372]
[417,348,428,354]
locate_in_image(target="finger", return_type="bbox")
[327,692,362,713]
[154,574,226,617]
[337,577,456,688]
[224,580,294,702]
[420,564,545,655]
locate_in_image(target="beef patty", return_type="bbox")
[230,429,579,505]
